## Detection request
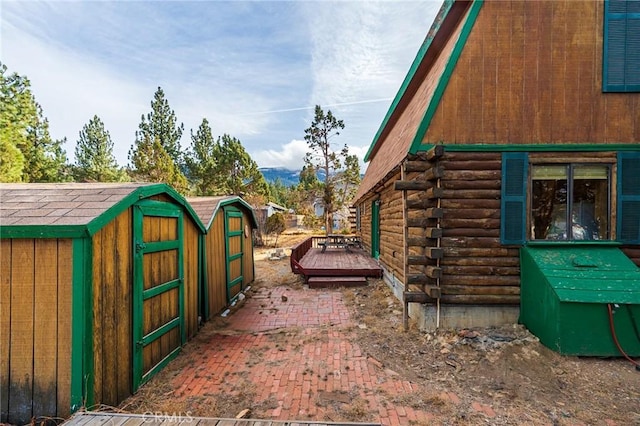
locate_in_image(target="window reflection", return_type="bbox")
[531,164,610,240]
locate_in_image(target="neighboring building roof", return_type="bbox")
[187,196,258,230]
[354,0,476,202]
[266,201,287,211]
[0,183,206,238]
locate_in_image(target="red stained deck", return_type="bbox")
[291,237,382,278]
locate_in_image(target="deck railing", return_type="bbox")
[290,236,327,274]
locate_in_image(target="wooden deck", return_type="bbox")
[64,412,381,426]
[297,247,382,278]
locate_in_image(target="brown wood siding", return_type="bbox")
[206,212,227,317]
[92,208,132,407]
[183,217,200,338]
[425,0,640,145]
[0,238,72,424]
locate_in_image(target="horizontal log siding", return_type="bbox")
[405,168,440,288]
[92,208,133,407]
[1,238,72,424]
[378,179,405,281]
[439,152,520,303]
[425,0,640,145]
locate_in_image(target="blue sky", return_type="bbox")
[1,1,440,170]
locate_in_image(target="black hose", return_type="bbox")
[607,303,640,371]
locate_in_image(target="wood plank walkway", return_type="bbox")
[297,248,382,278]
[64,412,381,426]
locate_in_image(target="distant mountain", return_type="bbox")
[259,167,301,187]
[259,167,361,187]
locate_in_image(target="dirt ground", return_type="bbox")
[119,230,640,425]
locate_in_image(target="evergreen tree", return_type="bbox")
[303,105,358,233]
[129,134,188,193]
[0,62,69,182]
[22,113,70,182]
[129,87,187,191]
[184,118,222,195]
[134,87,184,164]
[216,134,269,197]
[74,115,128,182]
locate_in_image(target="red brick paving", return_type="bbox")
[169,285,486,425]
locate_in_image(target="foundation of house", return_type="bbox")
[381,267,520,331]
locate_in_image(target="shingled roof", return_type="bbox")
[187,196,258,230]
[0,183,205,237]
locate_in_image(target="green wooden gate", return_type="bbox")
[225,208,244,301]
[132,200,184,391]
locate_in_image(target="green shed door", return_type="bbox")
[371,200,380,259]
[225,208,244,301]
[132,200,184,392]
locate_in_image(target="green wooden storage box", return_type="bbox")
[520,245,640,356]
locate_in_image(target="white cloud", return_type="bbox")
[1,1,439,171]
[253,139,309,170]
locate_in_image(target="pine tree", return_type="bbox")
[133,86,184,165]
[129,134,188,193]
[129,87,187,191]
[0,62,69,182]
[216,134,269,197]
[303,105,359,233]
[184,118,222,195]
[74,115,128,182]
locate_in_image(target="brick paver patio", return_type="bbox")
[168,285,486,425]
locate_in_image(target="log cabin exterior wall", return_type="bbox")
[354,0,640,330]
[0,238,73,424]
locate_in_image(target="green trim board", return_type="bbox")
[0,225,87,240]
[0,184,206,239]
[364,0,456,162]
[409,0,484,155]
[416,143,640,153]
[70,237,94,412]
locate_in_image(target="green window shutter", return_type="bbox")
[501,152,528,245]
[603,0,640,92]
[617,151,640,243]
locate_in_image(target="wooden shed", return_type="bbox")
[0,183,206,424]
[187,196,257,318]
[353,0,640,331]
